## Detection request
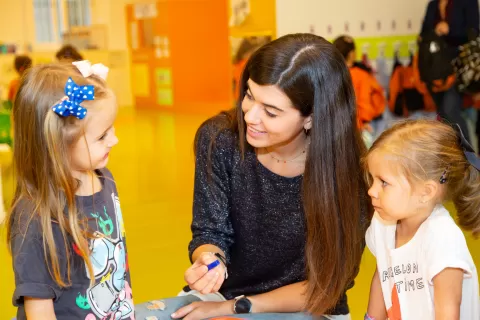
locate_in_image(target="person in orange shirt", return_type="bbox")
[333,36,386,141]
[8,55,32,104]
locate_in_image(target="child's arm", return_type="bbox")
[367,268,387,320]
[11,211,65,318]
[433,268,463,320]
[25,297,56,320]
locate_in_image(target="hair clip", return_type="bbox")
[52,77,94,120]
[439,166,449,184]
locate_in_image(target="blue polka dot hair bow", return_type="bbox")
[52,77,94,120]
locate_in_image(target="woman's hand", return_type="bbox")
[184,252,227,294]
[171,300,234,320]
[435,21,450,36]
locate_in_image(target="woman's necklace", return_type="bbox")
[265,146,307,164]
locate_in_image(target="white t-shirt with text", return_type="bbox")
[366,205,479,320]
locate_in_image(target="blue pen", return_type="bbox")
[207,260,220,271]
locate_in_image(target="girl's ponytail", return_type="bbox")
[453,164,480,237]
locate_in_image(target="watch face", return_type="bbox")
[234,297,252,314]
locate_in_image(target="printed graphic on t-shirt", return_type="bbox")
[388,284,402,320]
[382,262,425,320]
[381,262,425,293]
[74,193,134,320]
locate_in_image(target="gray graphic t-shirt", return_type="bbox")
[11,168,135,319]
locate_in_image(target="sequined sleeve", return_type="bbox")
[188,120,235,263]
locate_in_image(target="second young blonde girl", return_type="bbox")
[364,120,479,320]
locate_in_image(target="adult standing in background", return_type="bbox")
[420,0,479,141]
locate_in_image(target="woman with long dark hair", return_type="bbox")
[136,33,371,320]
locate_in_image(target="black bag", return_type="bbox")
[454,37,480,94]
[418,32,454,86]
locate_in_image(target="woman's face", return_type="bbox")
[241,79,311,149]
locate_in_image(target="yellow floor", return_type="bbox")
[0,108,479,319]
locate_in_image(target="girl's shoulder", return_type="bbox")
[421,206,467,247]
[9,198,65,254]
[10,197,39,233]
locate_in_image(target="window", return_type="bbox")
[65,0,91,28]
[33,0,55,43]
[33,0,91,44]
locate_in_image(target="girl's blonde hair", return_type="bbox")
[7,63,110,287]
[365,120,480,236]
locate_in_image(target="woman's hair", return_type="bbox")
[56,44,84,62]
[7,63,109,287]
[332,35,356,60]
[196,33,371,314]
[366,120,480,236]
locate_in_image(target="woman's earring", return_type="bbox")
[304,128,310,135]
